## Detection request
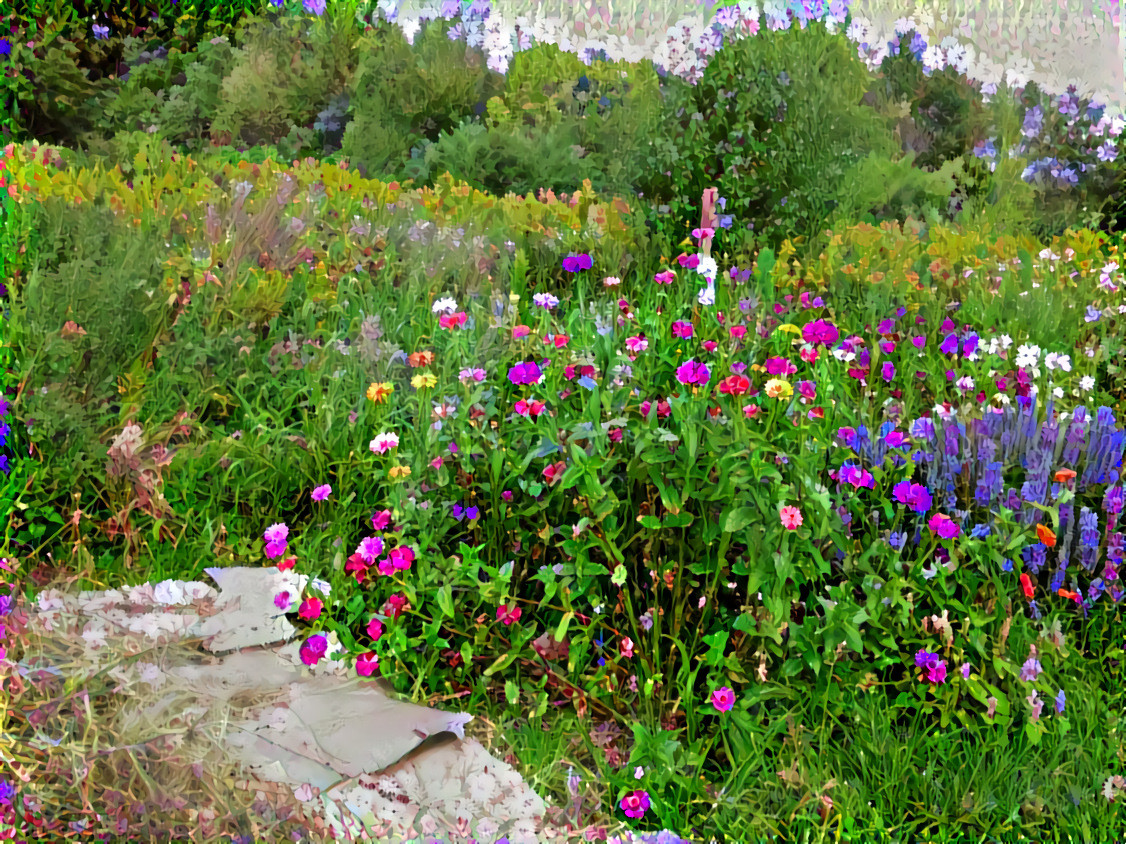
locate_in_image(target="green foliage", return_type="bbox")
[649,23,901,259]
[341,18,504,180]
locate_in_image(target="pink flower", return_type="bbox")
[274,590,292,611]
[625,334,649,353]
[369,432,399,454]
[619,789,651,819]
[710,686,735,712]
[311,484,332,502]
[299,634,328,666]
[439,312,468,329]
[780,505,803,530]
[298,597,323,621]
[497,604,522,625]
[653,270,675,284]
[543,461,567,484]
[729,325,747,340]
[620,637,635,658]
[371,509,392,530]
[356,536,385,564]
[366,616,385,641]
[277,556,297,571]
[512,325,531,339]
[355,651,379,677]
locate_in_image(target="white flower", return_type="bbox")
[1052,387,1064,399]
[695,254,718,281]
[1080,375,1096,392]
[956,375,975,391]
[1015,344,1041,369]
[136,662,165,689]
[81,621,108,650]
[432,296,457,315]
[1044,352,1071,372]
[697,284,716,306]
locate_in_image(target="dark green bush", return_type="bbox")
[645,24,902,258]
[341,18,504,180]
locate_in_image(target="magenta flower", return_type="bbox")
[263,522,289,559]
[671,320,694,339]
[619,789,651,819]
[507,361,543,385]
[274,590,292,611]
[356,652,379,677]
[675,359,710,386]
[371,509,392,530]
[299,634,328,666]
[298,597,323,621]
[928,513,961,539]
[801,319,838,346]
[312,484,332,502]
[366,616,385,641]
[914,649,947,684]
[710,687,735,712]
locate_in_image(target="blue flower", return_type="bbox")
[92,23,110,40]
[0,38,11,57]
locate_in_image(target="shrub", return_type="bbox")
[341,17,504,180]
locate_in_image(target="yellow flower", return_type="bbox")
[389,465,411,480]
[764,378,792,400]
[366,381,394,403]
[411,373,438,390]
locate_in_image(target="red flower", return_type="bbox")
[1020,573,1035,599]
[543,461,567,484]
[718,375,751,396]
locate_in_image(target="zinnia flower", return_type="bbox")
[366,382,394,402]
[780,505,803,530]
[619,789,651,819]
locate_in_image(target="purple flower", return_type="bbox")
[299,634,329,666]
[675,359,710,386]
[1019,657,1043,682]
[939,333,959,355]
[92,23,110,40]
[1054,689,1065,714]
[302,0,326,14]
[914,649,947,684]
[311,484,332,502]
[562,253,593,273]
[0,39,11,57]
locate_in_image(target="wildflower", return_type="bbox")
[1054,468,1077,483]
[543,461,567,484]
[710,686,735,712]
[654,270,676,284]
[411,373,438,389]
[619,789,651,819]
[802,319,839,346]
[311,484,332,502]
[764,378,792,399]
[439,312,468,329]
[514,398,547,417]
[299,634,328,666]
[780,505,803,530]
[675,359,710,386]
[263,522,289,559]
[458,367,487,382]
[625,335,649,353]
[298,597,323,621]
[718,375,751,396]
[1079,375,1095,392]
[562,253,593,272]
[356,536,385,563]
[302,0,326,14]
[508,361,543,385]
[408,350,435,368]
[369,432,400,454]
[389,465,411,479]
[92,23,110,39]
[533,292,561,310]
[604,276,621,286]
[914,649,947,684]
[278,556,297,571]
[1019,657,1043,682]
[620,637,635,658]
[371,509,392,530]
[356,652,379,677]
[1020,572,1035,599]
[513,325,532,339]
[928,513,960,539]
[432,296,458,314]
[1036,524,1056,547]
[497,604,522,625]
[274,591,292,611]
[1054,689,1065,714]
[367,617,385,640]
[671,320,694,339]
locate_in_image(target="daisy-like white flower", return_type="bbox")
[1080,375,1096,392]
[1015,343,1041,369]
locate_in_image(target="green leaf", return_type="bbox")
[505,679,520,706]
[637,514,663,530]
[554,611,574,643]
[484,652,517,677]
[436,583,454,619]
[723,506,758,533]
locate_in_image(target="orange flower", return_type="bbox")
[1057,588,1079,602]
[1053,468,1077,483]
[1020,573,1035,599]
[408,350,435,368]
[1036,524,1056,548]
